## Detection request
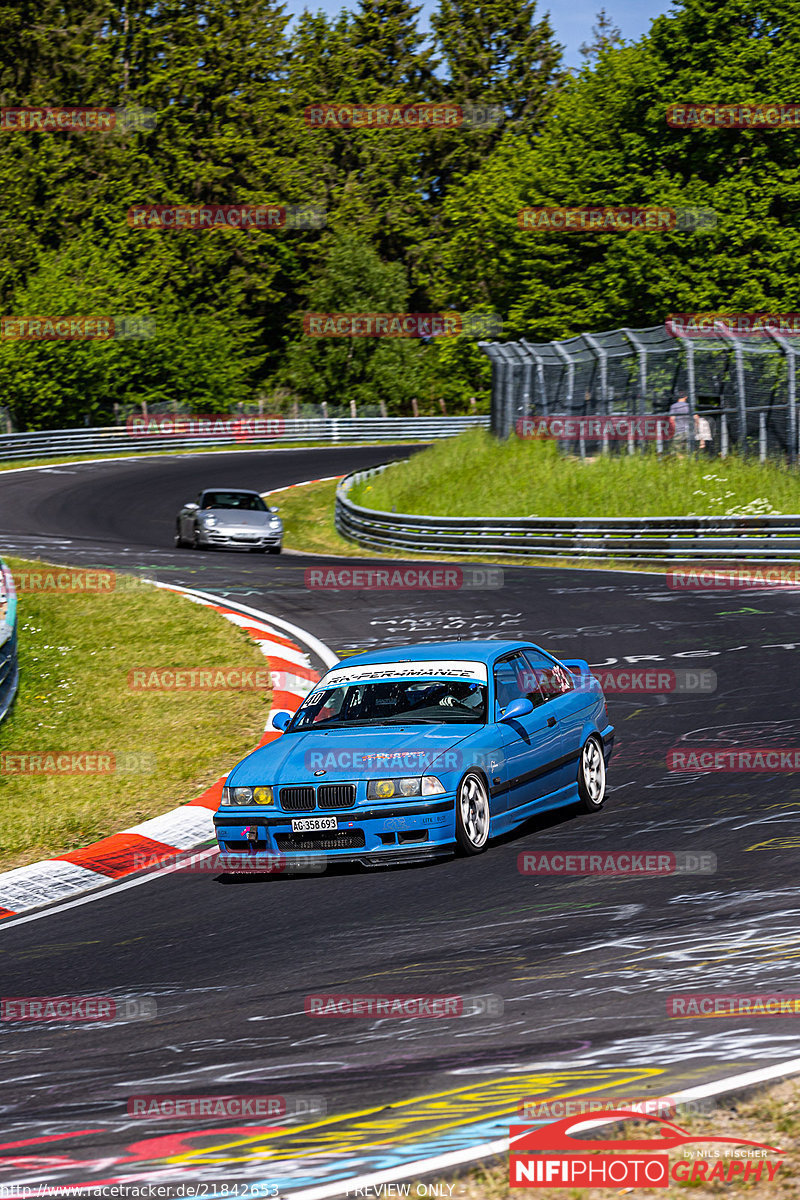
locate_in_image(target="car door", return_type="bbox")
[494,651,565,812]
[522,649,587,791]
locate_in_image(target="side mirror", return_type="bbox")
[184,502,199,512]
[271,710,292,732]
[500,697,534,722]
[269,506,279,513]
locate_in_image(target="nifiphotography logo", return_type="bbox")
[509,1110,783,1187]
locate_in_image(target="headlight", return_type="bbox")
[201,515,217,527]
[367,777,446,799]
[222,785,273,806]
[269,518,282,529]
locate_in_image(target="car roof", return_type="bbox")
[199,488,262,496]
[331,641,543,668]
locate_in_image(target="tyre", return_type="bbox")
[268,545,281,555]
[455,771,491,855]
[174,525,185,548]
[577,735,606,811]
[192,528,208,551]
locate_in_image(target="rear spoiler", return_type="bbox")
[561,658,591,677]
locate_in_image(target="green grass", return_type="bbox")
[350,429,800,518]
[0,558,271,872]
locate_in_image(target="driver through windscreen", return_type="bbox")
[291,678,487,729]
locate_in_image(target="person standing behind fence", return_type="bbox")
[669,395,691,452]
[694,411,713,454]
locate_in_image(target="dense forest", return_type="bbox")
[0,0,798,428]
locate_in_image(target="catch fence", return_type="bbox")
[481,322,800,460]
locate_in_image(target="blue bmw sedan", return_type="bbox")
[213,641,614,868]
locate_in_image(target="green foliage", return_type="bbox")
[3,0,800,426]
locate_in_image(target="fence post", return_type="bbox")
[721,413,729,457]
[582,333,608,415]
[759,410,767,461]
[622,328,647,417]
[715,322,748,453]
[766,327,797,463]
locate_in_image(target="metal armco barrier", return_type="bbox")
[336,465,800,562]
[0,560,19,723]
[0,417,488,463]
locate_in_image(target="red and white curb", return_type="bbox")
[0,585,338,923]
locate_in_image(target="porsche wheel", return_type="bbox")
[455,772,490,855]
[192,528,208,551]
[577,735,606,811]
[174,524,185,548]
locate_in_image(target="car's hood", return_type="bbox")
[228,724,477,785]
[204,509,272,527]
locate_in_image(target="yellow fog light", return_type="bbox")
[375,780,395,798]
[253,786,273,805]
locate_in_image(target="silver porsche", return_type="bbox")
[175,488,283,553]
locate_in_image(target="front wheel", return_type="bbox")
[577,735,606,811]
[192,528,208,551]
[174,524,185,548]
[455,771,491,855]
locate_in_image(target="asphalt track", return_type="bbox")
[2,445,800,1193]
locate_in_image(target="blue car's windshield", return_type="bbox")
[290,678,488,730]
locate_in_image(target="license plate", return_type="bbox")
[291,817,338,832]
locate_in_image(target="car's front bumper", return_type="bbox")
[197,527,282,548]
[214,796,457,866]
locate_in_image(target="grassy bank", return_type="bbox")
[350,430,800,518]
[0,558,271,871]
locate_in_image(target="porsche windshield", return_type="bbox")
[290,677,487,729]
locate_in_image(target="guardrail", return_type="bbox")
[0,560,19,723]
[336,464,800,561]
[0,417,489,463]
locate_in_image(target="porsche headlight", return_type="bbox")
[367,777,445,799]
[201,515,217,526]
[222,785,273,806]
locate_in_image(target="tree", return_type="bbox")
[579,9,625,60]
[285,232,434,411]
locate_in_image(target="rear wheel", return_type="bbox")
[455,772,490,855]
[577,735,606,811]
